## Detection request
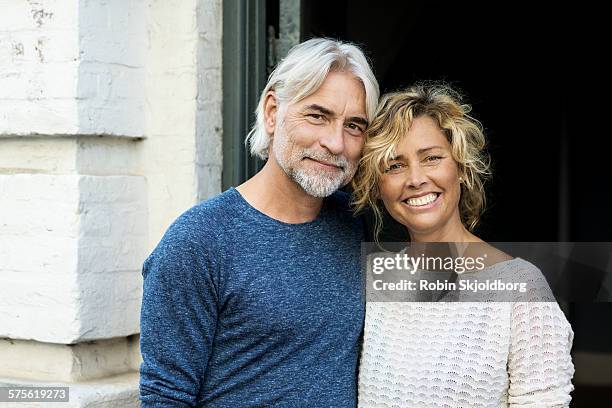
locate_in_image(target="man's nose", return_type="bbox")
[404,164,428,189]
[319,122,345,155]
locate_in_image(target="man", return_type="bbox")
[139,38,379,407]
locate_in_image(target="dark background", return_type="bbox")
[267,0,612,405]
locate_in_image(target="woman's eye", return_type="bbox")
[384,162,405,173]
[425,155,443,163]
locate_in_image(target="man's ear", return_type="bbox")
[263,91,278,134]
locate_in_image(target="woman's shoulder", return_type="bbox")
[477,242,514,266]
[499,257,557,302]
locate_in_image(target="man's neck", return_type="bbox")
[236,159,325,224]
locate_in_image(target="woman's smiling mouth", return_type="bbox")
[402,192,441,208]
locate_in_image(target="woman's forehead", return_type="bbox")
[393,117,450,153]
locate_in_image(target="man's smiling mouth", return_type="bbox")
[305,157,344,170]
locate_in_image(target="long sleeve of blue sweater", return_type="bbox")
[140,202,223,406]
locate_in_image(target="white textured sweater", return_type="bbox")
[358,258,575,407]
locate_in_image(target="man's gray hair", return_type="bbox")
[246,38,380,160]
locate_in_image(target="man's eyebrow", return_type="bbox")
[302,104,369,127]
[302,104,335,116]
[347,116,369,127]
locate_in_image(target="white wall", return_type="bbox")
[0,0,145,137]
[0,0,223,405]
[0,0,80,135]
[0,0,148,345]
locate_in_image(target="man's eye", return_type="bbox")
[308,114,324,120]
[345,123,364,135]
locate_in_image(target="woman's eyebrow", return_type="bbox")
[417,146,444,154]
[391,146,444,160]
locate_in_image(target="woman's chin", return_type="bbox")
[393,217,444,239]
[388,207,440,230]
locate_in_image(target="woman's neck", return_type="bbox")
[409,216,481,243]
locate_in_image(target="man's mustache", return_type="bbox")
[301,150,350,171]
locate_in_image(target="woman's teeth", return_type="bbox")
[405,193,438,206]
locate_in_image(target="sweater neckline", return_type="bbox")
[228,187,327,228]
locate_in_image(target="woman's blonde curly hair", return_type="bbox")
[352,82,491,240]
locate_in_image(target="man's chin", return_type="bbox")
[299,182,340,198]
[293,172,345,198]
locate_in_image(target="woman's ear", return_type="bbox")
[458,167,467,184]
[263,91,278,134]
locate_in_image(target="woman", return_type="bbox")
[352,83,574,407]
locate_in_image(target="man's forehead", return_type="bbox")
[292,72,366,115]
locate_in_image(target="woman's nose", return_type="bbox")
[403,165,428,189]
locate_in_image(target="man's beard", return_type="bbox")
[272,132,358,198]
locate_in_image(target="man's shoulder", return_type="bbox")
[159,189,240,247]
[184,188,240,224]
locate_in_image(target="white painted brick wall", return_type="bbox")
[0,0,80,134]
[143,0,200,244]
[75,136,142,175]
[76,175,147,340]
[0,0,145,137]
[0,336,140,381]
[0,174,146,343]
[77,0,146,136]
[195,0,223,202]
[0,372,140,407]
[0,0,224,398]
[0,137,78,174]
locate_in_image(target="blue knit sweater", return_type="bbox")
[139,188,365,407]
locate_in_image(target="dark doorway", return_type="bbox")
[303,0,610,243]
[300,1,612,406]
[258,0,612,243]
